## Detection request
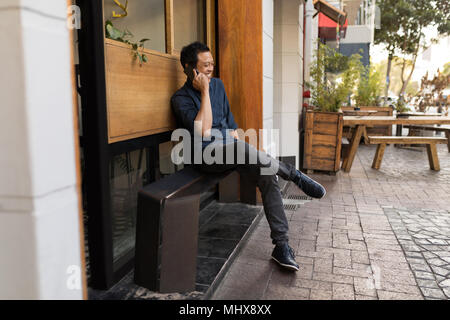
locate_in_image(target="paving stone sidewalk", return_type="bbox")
[212,143,450,300]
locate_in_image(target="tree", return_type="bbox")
[443,62,450,77]
[355,65,383,106]
[415,70,450,113]
[375,0,450,105]
[373,57,414,97]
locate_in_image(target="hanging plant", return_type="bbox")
[105,20,150,66]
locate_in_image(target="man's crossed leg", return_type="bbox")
[193,139,326,271]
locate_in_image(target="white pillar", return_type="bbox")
[273,0,304,169]
[262,0,275,156]
[304,0,317,84]
[0,0,83,299]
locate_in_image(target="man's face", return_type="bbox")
[196,51,214,82]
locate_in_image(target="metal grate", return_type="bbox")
[283,203,299,211]
[286,194,313,201]
[281,182,313,211]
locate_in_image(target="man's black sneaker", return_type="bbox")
[292,170,326,199]
[271,243,299,271]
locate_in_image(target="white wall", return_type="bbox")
[273,0,304,168]
[262,0,275,156]
[0,0,83,299]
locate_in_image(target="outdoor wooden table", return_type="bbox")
[343,110,378,144]
[396,112,443,136]
[341,116,450,172]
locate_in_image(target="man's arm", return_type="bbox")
[222,81,239,140]
[193,70,213,138]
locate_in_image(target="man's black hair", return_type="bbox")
[180,41,210,69]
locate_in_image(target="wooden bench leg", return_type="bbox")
[445,131,450,153]
[426,143,440,171]
[372,144,386,170]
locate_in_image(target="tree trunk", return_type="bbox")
[384,53,393,106]
[399,50,419,101]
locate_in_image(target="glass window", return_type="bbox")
[110,148,148,264]
[110,142,184,265]
[104,0,166,53]
[174,0,206,51]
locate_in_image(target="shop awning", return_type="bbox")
[313,0,347,26]
[318,12,348,40]
[313,0,348,40]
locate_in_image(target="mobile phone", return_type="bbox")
[184,65,198,83]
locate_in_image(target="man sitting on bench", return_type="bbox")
[170,42,326,272]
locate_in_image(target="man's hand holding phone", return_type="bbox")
[192,69,209,94]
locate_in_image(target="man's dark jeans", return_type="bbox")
[193,138,297,245]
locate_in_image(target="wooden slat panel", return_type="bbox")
[218,0,263,149]
[304,111,342,172]
[313,112,342,122]
[335,113,343,171]
[313,121,338,135]
[105,39,185,143]
[312,134,337,147]
[310,158,336,171]
[304,111,314,168]
[310,145,337,159]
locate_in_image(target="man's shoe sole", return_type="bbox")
[271,256,299,271]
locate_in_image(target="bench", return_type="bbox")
[404,125,450,152]
[368,136,448,171]
[134,164,257,293]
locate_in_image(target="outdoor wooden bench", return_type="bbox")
[368,136,448,171]
[341,116,450,173]
[134,164,256,293]
[404,125,450,152]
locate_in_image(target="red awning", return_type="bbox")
[314,0,347,25]
[318,12,348,40]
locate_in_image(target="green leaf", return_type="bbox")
[106,24,124,40]
[142,55,148,63]
[139,38,150,43]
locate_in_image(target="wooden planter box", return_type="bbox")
[303,110,343,172]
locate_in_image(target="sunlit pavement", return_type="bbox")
[213,143,450,300]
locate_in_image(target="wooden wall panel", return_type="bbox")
[104,39,185,143]
[217,0,263,149]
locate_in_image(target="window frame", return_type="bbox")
[78,0,217,290]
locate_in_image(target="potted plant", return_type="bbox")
[303,44,362,172]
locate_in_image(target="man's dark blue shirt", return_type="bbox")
[171,78,238,149]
